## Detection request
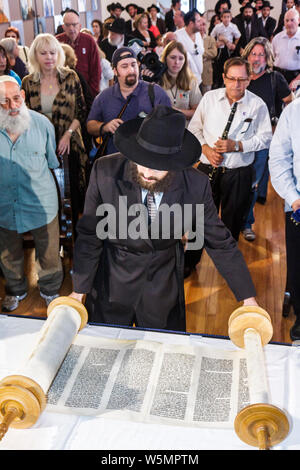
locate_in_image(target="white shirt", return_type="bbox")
[210,22,241,48]
[175,28,204,84]
[269,98,300,211]
[188,88,272,169]
[272,28,300,71]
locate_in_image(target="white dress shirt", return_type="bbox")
[188,88,272,169]
[272,28,300,71]
[210,22,241,47]
[269,98,300,212]
[175,28,204,84]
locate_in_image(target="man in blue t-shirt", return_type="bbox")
[87,47,171,156]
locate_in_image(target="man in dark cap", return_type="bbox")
[87,47,171,156]
[100,18,129,62]
[70,105,259,330]
[233,2,267,55]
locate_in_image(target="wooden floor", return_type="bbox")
[0,183,295,344]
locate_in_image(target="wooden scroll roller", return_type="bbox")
[0,296,88,441]
[228,306,290,450]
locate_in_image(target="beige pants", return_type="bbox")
[0,215,63,296]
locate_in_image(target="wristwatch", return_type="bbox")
[234,141,239,152]
[67,128,74,136]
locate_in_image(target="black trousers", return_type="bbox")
[198,163,253,241]
[285,211,300,317]
[184,163,253,270]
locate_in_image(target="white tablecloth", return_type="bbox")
[0,314,300,451]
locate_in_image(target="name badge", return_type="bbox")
[82,48,86,54]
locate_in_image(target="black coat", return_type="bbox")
[100,36,129,63]
[72,154,256,329]
[258,16,277,40]
[165,9,175,32]
[129,28,157,50]
[233,15,267,55]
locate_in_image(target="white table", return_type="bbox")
[0,314,300,451]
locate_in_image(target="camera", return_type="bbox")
[128,38,167,83]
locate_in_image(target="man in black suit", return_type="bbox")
[100,18,129,63]
[258,1,276,40]
[124,3,144,35]
[233,2,267,55]
[70,106,258,330]
[165,0,181,32]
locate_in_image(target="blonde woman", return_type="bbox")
[22,33,88,228]
[159,40,201,124]
[131,12,157,50]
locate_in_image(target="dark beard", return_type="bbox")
[125,74,138,87]
[130,161,175,193]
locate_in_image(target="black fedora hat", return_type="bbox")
[125,3,138,11]
[114,106,201,171]
[113,2,125,10]
[259,1,274,9]
[107,18,126,34]
[147,3,160,13]
[240,2,256,13]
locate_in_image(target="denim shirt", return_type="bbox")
[0,109,59,233]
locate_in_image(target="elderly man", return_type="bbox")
[87,47,171,156]
[188,57,272,242]
[100,18,129,63]
[0,76,63,312]
[56,8,101,97]
[272,8,300,91]
[70,105,258,330]
[269,98,300,341]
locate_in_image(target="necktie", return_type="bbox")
[146,192,157,224]
[245,22,251,43]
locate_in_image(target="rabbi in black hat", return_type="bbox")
[99,18,129,62]
[257,1,276,40]
[147,4,166,36]
[71,105,258,330]
[233,1,267,55]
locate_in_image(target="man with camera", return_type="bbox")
[272,8,300,91]
[87,47,171,156]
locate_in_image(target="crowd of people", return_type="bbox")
[0,1,300,340]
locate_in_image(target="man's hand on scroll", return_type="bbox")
[69,292,85,303]
[243,297,259,307]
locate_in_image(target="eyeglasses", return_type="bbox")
[194,43,199,55]
[224,75,249,83]
[64,22,80,28]
[0,96,23,107]
[249,51,265,58]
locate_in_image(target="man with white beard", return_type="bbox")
[0,76,63,312]
[100,18,129,63]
